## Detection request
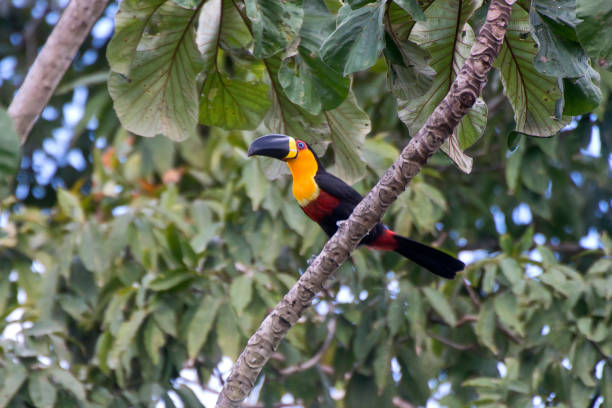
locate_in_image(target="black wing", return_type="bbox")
[314,171,363,206]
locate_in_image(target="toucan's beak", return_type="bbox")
[248,134,297,160]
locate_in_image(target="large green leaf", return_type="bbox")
[199,70,270,130]
[397,0,484,173]
[108,2,203,141]
[28,372,57,408]
[324,92,371,184]
[197,0,270,130]
[494,6,570,136]
[0,109,20,200]
[279,46,349,115]
[48,368,86,402]
[422,287,456,327]
[394,0,426,21]
[320,1,387,76]
[245,0,303,58]
[0,362,27,407]
[576,0,612,69]
[529,0,589,78]
[107,0,166,76]
[187,296,221,358]
[562,64,602,116]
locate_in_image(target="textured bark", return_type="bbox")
[8,0,109,144]
[216,0,516,405]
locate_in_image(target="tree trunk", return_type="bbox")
[216,0,516,405]
[8,0,109,144]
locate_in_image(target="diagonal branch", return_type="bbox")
[8,0,109,144]
[216,1,516,406]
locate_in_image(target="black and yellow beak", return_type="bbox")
[247,134,297,160]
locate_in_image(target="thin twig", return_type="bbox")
[279,318,337,376]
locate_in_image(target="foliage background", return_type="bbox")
[0,0,611,407]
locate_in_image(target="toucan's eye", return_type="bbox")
[297,142,305,149]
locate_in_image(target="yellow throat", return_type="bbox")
[286,149,320,206]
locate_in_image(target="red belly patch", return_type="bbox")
[301,191,340,222]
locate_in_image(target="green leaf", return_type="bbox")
[245,0,303,58]
[149,270,193,291]
[0,362,26,407]
[505,141,525,192]
[475,301,498,354]
[279,46,350,115]
[106,0,166,76]
[422,287,457,327]
[387,297,404,336]
[373,341,392,393]
[493,292,523,336]
[324,91,371,184]
[242,159,268,210]
[279,0,350,114]
[48,368,86,401]
[320,1,387,76]
[199,70,271,130]
[562,65,602,115]
[230,275,253,315]
[57,189,85,223]
[0,109,20,199]
[110,309,148,366]
[602,362,612,405]
[499,258,523,289]
[144,318,166,365]
[494,6,569,136]
[28,373,57,408]
[346,374,380,408]
[397,0,485,173]
[576,0,612,69]
[529,1,590,78]
[175,385,205,408]
[520,148,549,194]
[394,0,426,21]
[187,296,222,358]
[108,2,203,141]
[215,303,241,359]
[78,222,111,276]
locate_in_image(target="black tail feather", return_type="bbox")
[393,235,464,279]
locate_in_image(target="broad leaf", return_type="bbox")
[48,368,86,401]
[394,0,426,21]
[398,0,485,173]
[28,373,57,408]
[576,0,612,69]
[279,46,349,115]
[245,0,303,58]
[562,64,602,116]
[422,287,456,326]
[57,189,85,223]
[494,7,569,136]
[320,1,387,76]
[187,296,222,358]
[108,2,203,141]
[529,0,589,78]
[475,301,498,354]
[0,362,27,406]
[324,92,371,184]
[0,109,19,200]
[230,274,253,315]
[107,0,166,76]
[199,70,270,130]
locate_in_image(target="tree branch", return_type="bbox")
[8,0,109,144]
[216,1,515,405]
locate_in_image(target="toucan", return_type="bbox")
[247,134,464,279]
